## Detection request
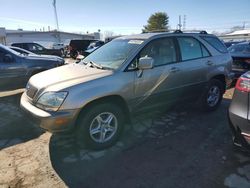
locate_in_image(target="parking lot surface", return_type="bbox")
[1,88,250,188]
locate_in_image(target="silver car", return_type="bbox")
[21,31,234,149]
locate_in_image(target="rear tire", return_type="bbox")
[76,103,124,150]
[200,79,224,111]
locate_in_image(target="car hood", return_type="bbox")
[26,54,63,61]
[28,63,113,91]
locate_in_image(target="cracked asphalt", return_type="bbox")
[1,88,250,188]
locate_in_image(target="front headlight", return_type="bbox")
[36,92,68,112]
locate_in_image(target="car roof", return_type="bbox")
[12,42,37,44]
[116,31,214,41]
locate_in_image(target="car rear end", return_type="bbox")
[228,71,250,149]
[228,42,250,78]
[231,56,250,78]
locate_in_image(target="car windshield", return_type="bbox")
[81,39,144,69]
[228,44,250,54]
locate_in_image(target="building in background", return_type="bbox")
[0,27,101,46]
[219,29,250,42]
[0,28,6,44]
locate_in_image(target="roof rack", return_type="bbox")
[174,30,183,33]
[176,29,208,34]
[142,29,208,34]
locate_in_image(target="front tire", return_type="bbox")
[76,103,124,150]
[200,79,224,111]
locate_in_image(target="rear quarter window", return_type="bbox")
[202,36,228,53]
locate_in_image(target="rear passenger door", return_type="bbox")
[176,36,212,99]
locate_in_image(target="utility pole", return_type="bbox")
[177,15,182,30]
[183,15,186,31]
[52,0,59,31]
[52,0,60,42]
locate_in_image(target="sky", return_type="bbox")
[0,0,249,35]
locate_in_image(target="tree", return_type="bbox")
[143,12,169,33]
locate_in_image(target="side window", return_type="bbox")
[34,44,43,51]
[13,44,21,48]
[177,37,203,61]
[201,44,210,57]
[201,36,228,53]
[139,38,177,66]
[27,44,35,51]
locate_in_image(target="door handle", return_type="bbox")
[206,61,214,66]
[170,67,180,73]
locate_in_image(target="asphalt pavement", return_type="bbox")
[1,88,250,188]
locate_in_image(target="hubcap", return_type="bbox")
[207,86,220,107]
[89,112,118,143]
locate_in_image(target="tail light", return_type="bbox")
[236,77,250,92]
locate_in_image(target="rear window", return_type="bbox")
[202,36,228,53]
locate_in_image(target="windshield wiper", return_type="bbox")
[87,61,103,69]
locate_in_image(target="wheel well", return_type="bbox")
[77,95,131,123]
[211,74,226,91]
[31,69,46,76]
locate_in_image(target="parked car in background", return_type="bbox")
[224,41,241,48]
[11,42,63,57]
[51,43,65,50]
[228,42,250,78]
[75,41,105,62]
[50,43,67,57]
[21,31,233,149]
[10,46,64,62]
[0,44,64,91]
[228,71,250,150]
[83,40,105,57]
[68,39,103,58]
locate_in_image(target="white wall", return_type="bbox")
[0,28,6,45]
[5,31,97,45]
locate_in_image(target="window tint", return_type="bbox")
[177,37,202,61]
[13,43,22,48]
[139,38,176,66]
[202,36,228,53]
[201,44,210,57]
[27,44,35,51]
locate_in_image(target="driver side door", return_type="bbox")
[130,37,185,112]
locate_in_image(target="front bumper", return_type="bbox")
[20,93,80,133]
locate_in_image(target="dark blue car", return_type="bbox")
[0,44,64,91]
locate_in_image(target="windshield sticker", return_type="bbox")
[128,40,144,44]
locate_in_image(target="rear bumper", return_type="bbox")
[20,93,80,133]
[228,109,250,149]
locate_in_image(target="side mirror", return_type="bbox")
[138,57,154,70]
[3,54,14,63]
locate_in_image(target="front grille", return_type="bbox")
[26,84,38,99]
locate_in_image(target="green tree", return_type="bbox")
[143,12,169,33]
